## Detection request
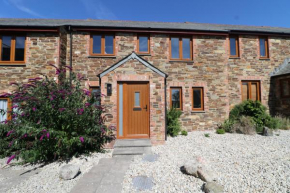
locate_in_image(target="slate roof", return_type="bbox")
[271,58,290,77]
[1,18,290,34]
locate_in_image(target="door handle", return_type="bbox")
[143,105,147,111]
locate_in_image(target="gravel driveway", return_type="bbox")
[122,130,290,193]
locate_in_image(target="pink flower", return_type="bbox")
[79,137,84,143]
[32,107,36,111]
[6,130,14,137]
[40,134,45,141]
[8,140,14,147]
[85,103,90,107]
[37,120,41,124]
[83,89,90,96]
[46,132,50,139]
[77,108,84,115]
[58,108,66,112]
[7,155,16,164]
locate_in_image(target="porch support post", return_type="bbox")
[164,76,168,141]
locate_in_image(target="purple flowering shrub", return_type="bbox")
[0,65,114,164]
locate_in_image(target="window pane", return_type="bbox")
[105,35,114,54]
[171,89,180,108]
[1,36,11,61]
[134,92,140,107]
[171,38,179,59]
[0,99,8,122]
[15,36,25,61]
[193,89,202,108]
[230,37,237,56]
[282,80,290,96]
[251,83,258,101]
[91,87,100,105]
[242,82,249,101]
[139,36,148,52]
[260,38,266,57]
[92,35,101,54]
[182,38,190,59]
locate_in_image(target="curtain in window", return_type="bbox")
[0,99,8,122]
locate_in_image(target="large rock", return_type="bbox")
[197,168,217,182]
[203,182,224,193]
[183,159,202,177]
[263,127,273,136]
[59,164,80,180]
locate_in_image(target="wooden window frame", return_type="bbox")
[229,35,239,58]
[241,81,261,101]
[137,35,150,54]
[192,87,204,111]
[89,86,100,96]
[89,33,115,56]
[0,98,12,121]
[259,36,269,59]
[169,36,193,61]
[0,35,26,64]
[280,78,290,98]
[170,87,183,110]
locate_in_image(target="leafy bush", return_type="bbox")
[217,119,235,133]
[229,100,274,132]
[204,133,210,137]
[232,116,256,135]
[216,128,225,134]
[273,115,290,130]
[166,108,182,137]
[0,65,114,164]
[181,130,188,136]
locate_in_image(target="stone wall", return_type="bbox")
[272,74,290,117]
[0,33,59,93]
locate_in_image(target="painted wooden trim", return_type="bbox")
[192,87,204,111]
[169,87,183,110]
[258,36,270,59]
[89,33,116,56]
[137,34,150,54]
[169,36,193,61]
[229,35,240,58]
[241,80,261,101]
[0,35,26,64]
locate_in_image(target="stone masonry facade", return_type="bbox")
[1,25,290,144]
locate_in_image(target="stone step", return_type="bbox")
[113,146,152,157]
[114,139,152,148]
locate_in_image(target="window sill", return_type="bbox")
[169,60,194,63]
[191,111,205,113]
[229,57,240,59]
[88,56,117,58]
[0,63,26,66]
[259,58,270,60]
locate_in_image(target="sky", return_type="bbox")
[0,0,290,28]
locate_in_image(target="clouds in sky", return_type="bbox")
[4,0,43,18]
[80,0,117,20]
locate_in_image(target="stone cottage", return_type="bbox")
[0,19,289,144]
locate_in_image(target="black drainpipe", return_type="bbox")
[69,25,73,84]
[164,76,168,141]
[98,74,101,105]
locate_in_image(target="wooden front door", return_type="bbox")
[117,82,150,139]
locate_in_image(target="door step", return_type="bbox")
[113,139,152,157]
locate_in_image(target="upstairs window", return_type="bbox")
[90,34,115,56]
[0,35,26,64]
[192,87,204,111]
[229,35,239,58]
[281,78,290,98]
[170,87,182,110]
[137,35,150,54]
[241,81,260,101]
[259,37,269,59]
[170,37,192,60]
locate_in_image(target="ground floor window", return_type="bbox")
[280,78,290,98]
[0,98,11,122]
[241,81,260,101]
[170,87,182,110]
[192,87,204,111]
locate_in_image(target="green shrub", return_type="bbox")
[166,108,182,137]
[274,115,290,130]
[0,65,113,164]
[218,119,235,133]
[216,128,225,134]
[229,100,272,132]
[232,116,256,135]
[181,130,188,136]
[204,133,210,137]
